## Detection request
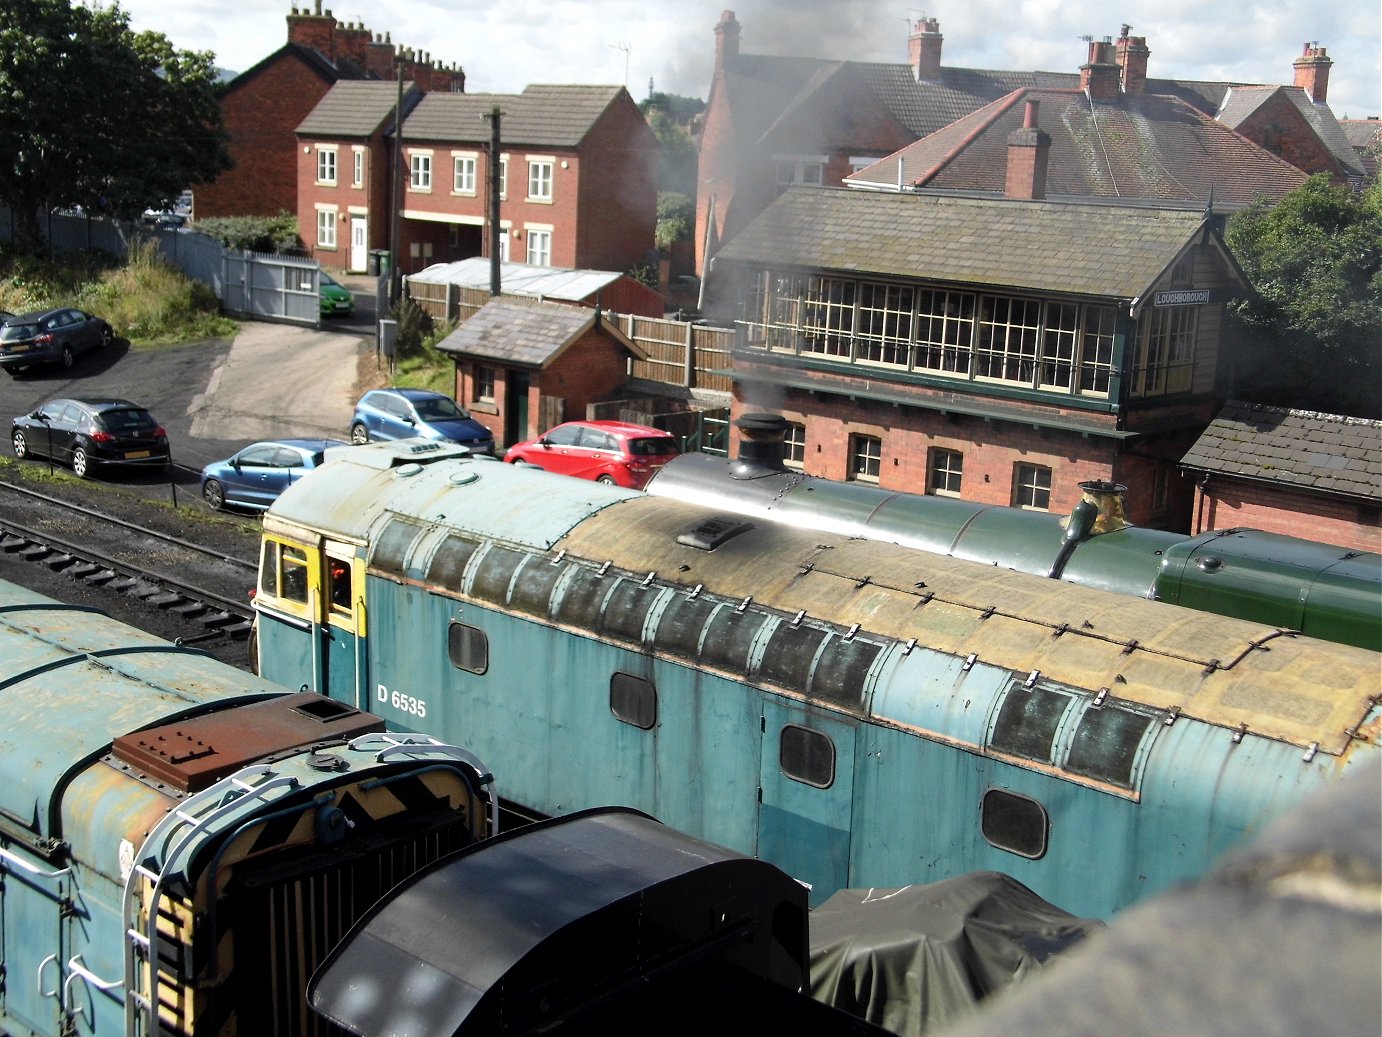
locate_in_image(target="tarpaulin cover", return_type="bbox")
[809,872,1103,1036]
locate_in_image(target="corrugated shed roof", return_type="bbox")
[846,89,1309,206]
[1181,400,1382,502]
[402,84,626,147]
[297,80,419,137]
[410,259,626,302]
[435,297,643,366]
[715,188,1209,299]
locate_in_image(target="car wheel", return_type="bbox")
[12,430,27,459]
[71,446,89,478]
[203,478,226,511]
[60,344,74,369]
[350,422,369,445]
[99,325,113,348]
[596,474,617,485]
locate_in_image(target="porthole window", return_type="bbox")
[447,622,489,674]
[980,788,1048,859]
[780,724,835,788]
[610,672,656,730]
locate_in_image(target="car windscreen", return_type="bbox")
[1,323,38,342]
[628,437,679,456]
[413,396,468,420]
[98,408,157,431]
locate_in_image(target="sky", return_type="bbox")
[114,0,1380,120]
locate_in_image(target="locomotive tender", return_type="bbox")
[644,414,1381,651]
[254,441,1381,920]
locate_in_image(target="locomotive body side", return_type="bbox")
[256,447,1380,919]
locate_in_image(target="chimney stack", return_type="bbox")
[715,11,740,72]
[1116,26,1150,96]
[908,18,943,82]
[1293,42,1331,103]
[1005,98,1050,200]
[1080,38,1121,101]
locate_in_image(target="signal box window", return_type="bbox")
[447,622,489,674]
[610,672,656,729]
[780,724,835,788]
[1014,463,1052,510]
[929,448,963,496]
[981,788,1048,859]
[783,422,805,469]
[848,434,881,483]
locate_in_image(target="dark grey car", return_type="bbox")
[0,307,114,375]
[11,397,170,478]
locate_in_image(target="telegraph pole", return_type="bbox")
[484,106,501,296]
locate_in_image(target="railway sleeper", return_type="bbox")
[43,553,78,571]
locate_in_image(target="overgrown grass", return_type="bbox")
[0,242,239,346]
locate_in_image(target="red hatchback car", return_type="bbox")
[503,420,680,489]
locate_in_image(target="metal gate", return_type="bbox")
[223,252,321,327]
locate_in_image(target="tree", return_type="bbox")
[655,192,694,252]
[1225,175,1382,419]
[0,0,230,249]
[641,94,702,197]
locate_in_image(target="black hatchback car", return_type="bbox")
[0,307,113,375]
[11,397,170,478]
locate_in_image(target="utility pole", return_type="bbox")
[388,60,404,307]
[484,106,501,296]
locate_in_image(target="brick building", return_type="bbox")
[711,189,1251,531]
[435,298,647,448]
[384,85,660,278]
[195,1,463,222]
[296,81,422,272]
[695,13,1362,273]
[1181,402,1382,553]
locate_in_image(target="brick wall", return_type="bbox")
[737,387,1125,516]
[538,332,631,422]
[197,55,334,219]
[1194,481,1381,553]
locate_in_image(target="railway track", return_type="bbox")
[0,476,259,649]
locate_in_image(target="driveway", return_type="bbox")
[0,318,379,480]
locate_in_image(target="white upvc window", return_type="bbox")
[1014,463,1052,510]
[453,153,477,194]
[527,157,554,201]
[316,145,338,185]
[774,154,825,195]
[410,150,433,191]
[525,227,552,266]
[316,206,337,248]
[498,155,509,199]
[352,148,365,188]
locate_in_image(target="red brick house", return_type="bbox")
[195,1,463,222]
[695,13,1362,273]
[435,297,647,447]
[1181,401,1382,552]
[710,189,1253,532]
[389,86,660,277]
[296,81,423,271]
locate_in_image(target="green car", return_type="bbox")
[319,272,355,316]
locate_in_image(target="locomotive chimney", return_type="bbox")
[729,413,790,479]
[1076,480,1130,535]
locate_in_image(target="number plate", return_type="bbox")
[125,450,151,459]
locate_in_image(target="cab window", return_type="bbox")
[327,556,354,616]
[260,538,311,605]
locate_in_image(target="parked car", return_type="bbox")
[350,388,494,454]
[503,419,681,489]
[0,307,113,375]
[0,310,13,325]
[10,397,169,478]
[200,438,346,511]
[319,273,355,316]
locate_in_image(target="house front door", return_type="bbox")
[350,217,368,272]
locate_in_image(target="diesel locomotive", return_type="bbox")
[253,440,1381,921]
[644,414,1381,651]
[0,578,859,1037]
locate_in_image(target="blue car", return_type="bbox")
[349,388,494,454]
[200,438,345,511]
